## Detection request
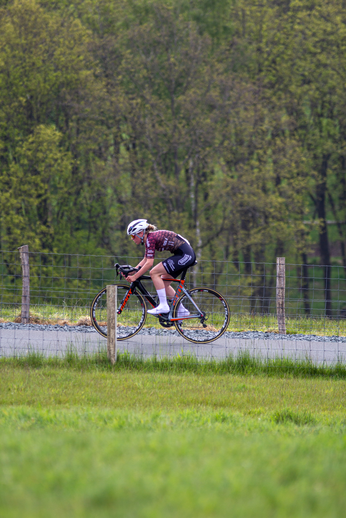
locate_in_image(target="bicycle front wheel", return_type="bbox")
[90,284,147,340]
[173,288,230,343]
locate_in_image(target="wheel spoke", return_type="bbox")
[91,284,146,340]
[174,288,229,343]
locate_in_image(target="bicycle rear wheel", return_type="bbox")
[173,288,230,343]
[90,284,147,340]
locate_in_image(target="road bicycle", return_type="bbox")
[90,263,230,344]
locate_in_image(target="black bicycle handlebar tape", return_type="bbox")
[114,264,140,277]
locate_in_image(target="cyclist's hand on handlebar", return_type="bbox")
[119,270,136,281]
[126,273,137,283]
[116,264,139,280]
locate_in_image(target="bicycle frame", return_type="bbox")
[117,268,203,322]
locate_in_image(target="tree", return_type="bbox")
[112,6,228,257]
[0,0,111,253]
[0,125,72,251]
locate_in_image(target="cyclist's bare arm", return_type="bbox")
[126,258,154,282]
[135,257,147,269]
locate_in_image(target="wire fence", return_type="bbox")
[1,249,346,364]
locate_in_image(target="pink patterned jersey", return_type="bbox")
[144,231,186,259]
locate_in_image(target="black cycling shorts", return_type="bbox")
[162,242,196,278]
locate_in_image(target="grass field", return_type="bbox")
[1,355,346,517]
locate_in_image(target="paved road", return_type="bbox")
[1,327,346,365]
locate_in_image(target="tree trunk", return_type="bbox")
[301,253,311,316]
[254,246,266,314]
[189,159,202,288]
[315,155,332,317]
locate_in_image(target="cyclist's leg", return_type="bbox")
[161,278,191,316]
[163,280,175,298]
[161,244,196,317]
[161,243,196,279]
[148,245,196,315]
[148,262,171,314]
[149,262,170,290]
[147,262,190,314]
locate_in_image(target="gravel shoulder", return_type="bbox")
[1,321,346,342]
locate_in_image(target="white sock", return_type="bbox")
[148,289,170,314]
[157,288,168,306]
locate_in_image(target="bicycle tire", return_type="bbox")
[173,288,230,344]
[90,284,147,341]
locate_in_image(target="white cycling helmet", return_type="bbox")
[127,219,149,236]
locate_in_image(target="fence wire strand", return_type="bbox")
[1,249,346,364]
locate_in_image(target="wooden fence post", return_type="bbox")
[276,257,286,334]
[107,285,117,364]
[18,245,30,324]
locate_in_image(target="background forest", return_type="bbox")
[1,0,346,302]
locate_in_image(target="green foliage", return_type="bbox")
[0,125,73,251]
[1,0,346,316]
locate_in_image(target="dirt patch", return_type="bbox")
[8,315,93,326]
[75,316,92,327]
[13,315,52,324]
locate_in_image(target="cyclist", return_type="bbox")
[125,219,196,315]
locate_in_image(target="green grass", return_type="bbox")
[1,356,346,517]
[2,356,346,412]
[2,350,346,379]
[228,312,346,337]
[1,426,345,518]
